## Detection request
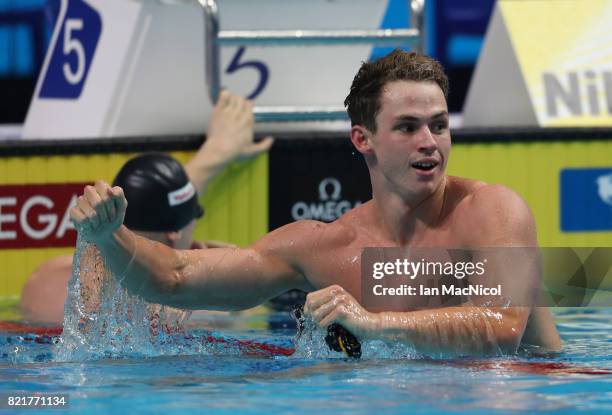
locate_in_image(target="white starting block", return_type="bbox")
[23,0,424,139]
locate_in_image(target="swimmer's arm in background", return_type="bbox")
[20,255,73,324]
[70,181,313,310]
[306,186,540,355]
[184,90,273,192]
[20,246,109,325]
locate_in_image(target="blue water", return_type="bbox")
[1,308,611,415]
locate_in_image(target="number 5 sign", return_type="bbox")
[24,0,385,140]
[39,0,102,99]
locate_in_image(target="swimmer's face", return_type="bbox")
[136,219,197,250]
[363,80,450,198]
[173,219,197,250]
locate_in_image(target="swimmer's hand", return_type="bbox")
[206,90,274,162]
[70,180,127,243]
[304,285,379,340]
[186,90,273,192]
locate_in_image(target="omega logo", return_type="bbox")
[291,177,362,222]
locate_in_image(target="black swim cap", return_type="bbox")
[112,153,204,232]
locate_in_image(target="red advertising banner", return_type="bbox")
[0,183,90,249]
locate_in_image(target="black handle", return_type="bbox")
[292,305,362,358]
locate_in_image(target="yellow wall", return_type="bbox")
[1,139,611,299]
[448,140,612,247]
[0,151,268,298]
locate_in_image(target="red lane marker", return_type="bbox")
[203,334,295,357]
[3,322,607,371]
[0,321,295,357]
[500,361,612,376]
[450,359,612,376]
[0,321,63,336]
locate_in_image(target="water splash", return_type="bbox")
[53,232,194,361]
[46,230,480,362]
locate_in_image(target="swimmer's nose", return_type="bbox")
[416,125,438,154]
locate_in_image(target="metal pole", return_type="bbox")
[253,106,348,122]
[218,28,420,47]
[199,0,220,104]
[410,0,425,54]
[199,0,427,121]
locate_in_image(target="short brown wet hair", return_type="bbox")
[344,49,449,132]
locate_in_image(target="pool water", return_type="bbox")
[1,307,611,414]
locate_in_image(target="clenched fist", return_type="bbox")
[70,180,128,243]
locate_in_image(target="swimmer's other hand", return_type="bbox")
[207,90,274,162]
[304,285,379,341]
[70,180,127,243]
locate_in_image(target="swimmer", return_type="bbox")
[70,50,561,355]
[20,91,273,324]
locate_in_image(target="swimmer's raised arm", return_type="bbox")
[185,90,273,192]
[70,181,312,311]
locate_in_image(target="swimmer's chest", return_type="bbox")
[303,227,460,304]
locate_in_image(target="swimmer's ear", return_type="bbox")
[350,125,374,155]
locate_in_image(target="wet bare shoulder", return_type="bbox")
[446,176,487,197]
[294,208,365,251]
[250,219,352,260]
[335,201,374,238]
[451,179,537,246]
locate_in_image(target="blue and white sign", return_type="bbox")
[39,0,102,99]
[560,168,612,232]
[24,0,393,139]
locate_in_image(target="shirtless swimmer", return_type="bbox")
[69,50,561,355]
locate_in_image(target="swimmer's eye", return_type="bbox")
[395,123,419,133]
[430,121,449,134]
